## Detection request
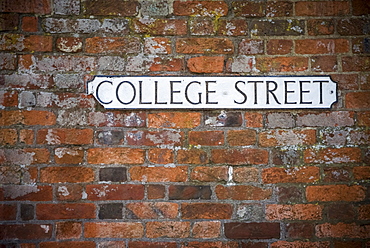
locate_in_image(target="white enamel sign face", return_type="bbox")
[87,76,337,109]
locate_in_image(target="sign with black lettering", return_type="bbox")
[87,76,337,109]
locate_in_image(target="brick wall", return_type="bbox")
[0,0,369,247]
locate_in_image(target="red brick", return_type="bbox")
[0,13,19,31]
[271,241,329,248]
[267,39,293,55]
[358,112,370,126]
[37,203,95,220]
[239,39,264,55]
[296,39,349,54]
[245,112,263,127]
[22,16,38,32]
[129,241,177,248]
[333,241,363,248]
[23,35,52,52]
[88,111,146,127]
[250,19,304,36]
[323,167,351,182]
[212,148,268,165]
[84,222,143,238]
[127,130,183,146]
[40,241,95,248]
[343,56,370,72]
[129,166,187,182]
[331,74,358,91]
[37,128,93,145]
[266,204,323,220]
[1,185,52,201]
[306,185,366,202]
[233,167,259,183]
[191,17,215,35]
[227,130,256,146]
[189,131,224,146]
[187,56,224,73]
[0,204,16,220]
[177,149,209,164]
[266,1,293,17]
[191,166,228,182]
[177,38,234,54]
[0,91,18,107]
[0,224,52,240]
[181,203,232,219]
[233,1,265,17]
[354,166,370,180]
[148,112,201,128]
[0,0,51,14]
[263,166,319,184]
[359,204,370,220]
[224,222,280,239]
[145,37,171,54]
[308,19,335,36]
[192,221,221,239]
[84,0,139,16]
[316,222,370,238]
[56,222,82,240]
[0,129,17,145]
[54,147,84,164]
[295,1,350,16]
[126,202,178,219]
[173,1,228,17]
[40,167,94,183]
[23,110,56,125]
[87,148,144,164]
[56,37,83,53]
[19,129,34,145]
[147,185,165,200]
[216,185,271,200]
[256,57,308,72]
[182,242,239,248]
[56,184,84,201]
[259,129,316,147]
[133,18,187,35]
[217,19,248,36]
[148,148,174,164]
[304,147,362,164]
[85,37,140,54]
[311,56,338,72]
[146,221,190,238]
[86,184,144,201]
[346,92,370,109]
[150,57,184,72]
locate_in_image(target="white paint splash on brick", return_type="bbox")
[58,186,70,196]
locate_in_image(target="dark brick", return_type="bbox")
[96,130,125,145]
[233,1,265,17]
[323,167,351,182]
[326,204,356,220]
[241,242,268,248]
[169,185,211,200]
[352,0,370,16]
[271,149,301,165]
[99,167,127,182]
[224,222,280,239]
[285,223,314,239]
[338,19,370,36]
[0,13,19,31]
[0,0,51,14]
[99,203,123,219]
[21,204,34,220]
[250,20,304,36]
[204,111,242,127]
[84,0,139,16]
[277,186,304,203]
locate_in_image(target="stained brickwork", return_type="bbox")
[1,0,370,247]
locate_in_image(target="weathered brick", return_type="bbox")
[150,57,184,72]
[177,38,234,54]
[169,185,211,200]
[233,167,259,183]
[267,39,293,55]
[84,222,143,238]
[0,53,17,70]
[343,56,370,72]
[212,148,268,165]
[0,90,18,107]
[0,13,19,31]
[56,37,83,53]
[147,185,166,200]
[224,222,280,239]
[233,1,265,17]
[0,224,52,240]
[227,129,256,146]
[86,184,144,201]
[89,111,146,127]
[216,185,271,200]
[217,19,248,36]
[191,166,227,182]
[297,111,355,127]
[0,129,17,146]
[338,19,370,36]
[266,1,293,17]
[260,129,316,147]
[227,56,256,73]
[190,17,216,35]
[0,74,53,89]
[40,167,94,183]
[126,202,178,219]
[187,56,224,73]
[87,148,144,164]
[54,0,80,15]
[130,166,187,182]
[304,147,362,164]
[84,0,139,16]
[266,204,323,220]
[141,0,170,16]
[315,222,370,239]
[56,184,83,201]
[285,223,314,239]
[245,112,263,127]
[144,37,171,54]
[0,0,51,14]
[146,221,190,238]
[177,149,208,165]
[0,148,50,165]
[129,241,177,248]
[257,57,308,72]
[127,130,183,146]
[352,37,370,54]
[250,20,305,36]
[266,112,294,128]
[0,204,16,220]
[205,111,243,127]
[37,203,95,220]
[358,112,370,126]
[181,203,232,219]
[133,18,187,35]
[189,131,224,146]
[148,112,201,128]
[272,148,301,166]
[277,186,305,203]
[85,37,140,55]
[173,1,228,17]
[311,56,338,72]
[263,166,319,184]
[296,39,349,54]
[182,242,239,248]
[40,241,95,248]
[236,204,264,221]
[295,1,350,16]
[239,39,264,55]
[54,147,84,164]
[271,241,329,248]
[148,148,173,164]
[0,34,52,52]
[56,221,82,240]
[37,128,93,145]
[306,185,366,202]
[307,19,335,36]
[98,241,126,248]
[323,167,351,182]
[192,221,221,239]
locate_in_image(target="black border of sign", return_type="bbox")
[86,75,338,110]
